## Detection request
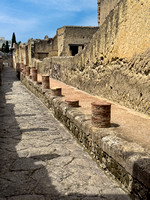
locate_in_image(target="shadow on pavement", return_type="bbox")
[0,66,131,200]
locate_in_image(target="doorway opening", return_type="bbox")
[69,45,78,56]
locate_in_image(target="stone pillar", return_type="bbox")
[65,99,79,107]
[26,66,30,76]
[37,74,42,84]
[23,65,26,74]
[42,75,50,89]
[51,87,62,96]
[32,69,37,81]
[91,102,111,128]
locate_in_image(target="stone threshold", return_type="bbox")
[20,73,150,200]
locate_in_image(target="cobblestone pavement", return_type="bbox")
[0,66,130,200]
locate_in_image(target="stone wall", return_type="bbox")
[98,0,120,26]
[34,37,58,59]
[48,0,150,115]
[52,49,150,115]
[57,26,99,56]
[13,0,150,116]
[48,35,58,58]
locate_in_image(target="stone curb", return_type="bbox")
[20,73,150,199]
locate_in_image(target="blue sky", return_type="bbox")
[0,0,98,43]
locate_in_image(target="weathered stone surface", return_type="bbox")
[8,195,45,200]
[0,66,130,199]
[20,67,150,199]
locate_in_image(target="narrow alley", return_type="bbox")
[0,65,130,200]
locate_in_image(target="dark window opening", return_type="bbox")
[70,45,78,56]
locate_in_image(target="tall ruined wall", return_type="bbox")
[49,0,150,115]
[98,0,120,26]
[82,0,150,65]
[27,39,35,66]
[13,0,150,115]
[13,44,19,70]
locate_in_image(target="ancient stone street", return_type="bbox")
[0,66,130,200]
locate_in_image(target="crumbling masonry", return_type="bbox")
[13,0,150,199]
[13,0,150,115]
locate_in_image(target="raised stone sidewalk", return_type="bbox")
[0,66,131,199]
[19,67,150,199]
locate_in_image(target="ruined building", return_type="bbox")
[12,1,150,198]
[13,0,150,115]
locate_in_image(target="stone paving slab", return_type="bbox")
[23,71,150,199]
[0,66,130,199]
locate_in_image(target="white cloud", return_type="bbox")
[0,13,38,31]
[0,0,98,42]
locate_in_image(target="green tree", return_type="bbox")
[11,32,17,47]
[5,41,9,53]
[17,41,21,45]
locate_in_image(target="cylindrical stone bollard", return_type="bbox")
[42,75,50,89]
[32,69,37,81]
[26,66,30,76]
[65,99,79,107]
[51,87,62,96]
[91,102,111,128]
